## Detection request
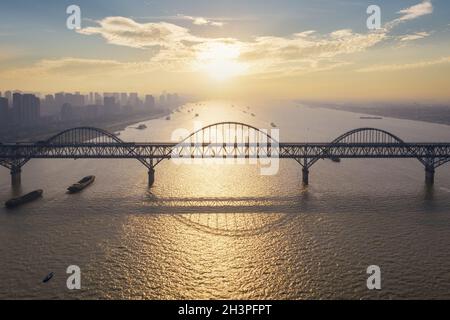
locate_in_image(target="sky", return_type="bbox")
[0,0,449,102]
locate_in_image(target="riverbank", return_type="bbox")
[299,101,450,127]
[0,109,172,142]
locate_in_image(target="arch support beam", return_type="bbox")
[301,158,310,186]
[425,165,435,186]
[11,165,22,187]
[148,167,155,187]
[302,167,309,186]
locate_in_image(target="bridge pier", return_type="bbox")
[302,167,309,186]
[10,165,22,187]
[148,168,155,187]
[425,165,435,186]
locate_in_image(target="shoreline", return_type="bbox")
[301,103,450,128]
[0,109,172,142]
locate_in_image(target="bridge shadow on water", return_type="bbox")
[142,191,311,237]
[136,185,446,237]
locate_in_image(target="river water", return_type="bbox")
[1,100,450,299]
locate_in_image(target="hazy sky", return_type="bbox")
[0,0,449,102]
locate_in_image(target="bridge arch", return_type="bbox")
[331,127,405,144]
[306,127,426,168]
[0,127,150,176]
[45,127,124,144]
[153,121,280,167]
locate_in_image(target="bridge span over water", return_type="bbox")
[1,122,450,187]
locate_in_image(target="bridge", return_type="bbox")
[1,122,450,187]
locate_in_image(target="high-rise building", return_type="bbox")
[103,96,119,114]
[113,92,120,104]
[0,97,9,126]
[120,93,128,106]
[55,92,65,107]
[129,93,139,107]
[144,95,155,109]
[44,94,55,106]
[12,93,23,124]
[5,91,12,107]
[12,93,40,126]
[74,93,85,106]
[159,94,166,106]
[94,92,102,105]
[22,94,40,125]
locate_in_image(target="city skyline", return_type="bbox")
[0,89,181,142]
[0,0,449,102]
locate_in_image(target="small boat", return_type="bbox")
[251,113,255,117]
[43,272,54,283]
[360,116,383,120]
[5,190,43,208]
[136,124,147,130]
[331,157,341,163]
[166,116,171,120]
[270,122,277,128]
[67,175,95,193]
[195,113,199,117]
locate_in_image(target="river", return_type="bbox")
[1,100,450,299]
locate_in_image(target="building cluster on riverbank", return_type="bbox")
[0,90,183,141]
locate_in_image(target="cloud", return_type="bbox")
[357,56,450,73]
[78,16,201,49]
[239,29,386,75]
[398,31,430,42]
[65,1,435,78]
[397,0,433,21]
[3,57,157,79]
[386,0,433,29]
[179,15,225,27]
[78,17,386,77]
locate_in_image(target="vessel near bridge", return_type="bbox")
[1,122,449,188]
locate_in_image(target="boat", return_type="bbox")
[67,175,95,193]
[43,272,54,283]
[5,190,43,208]
[270,122,277,128]
[136,124,147,130]
[360,116,383,120]
[195,113,199,117]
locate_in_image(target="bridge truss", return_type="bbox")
[1,123,449,186]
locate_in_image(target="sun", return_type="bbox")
[195,42,248,81]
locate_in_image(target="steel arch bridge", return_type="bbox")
[1,123,450,187]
